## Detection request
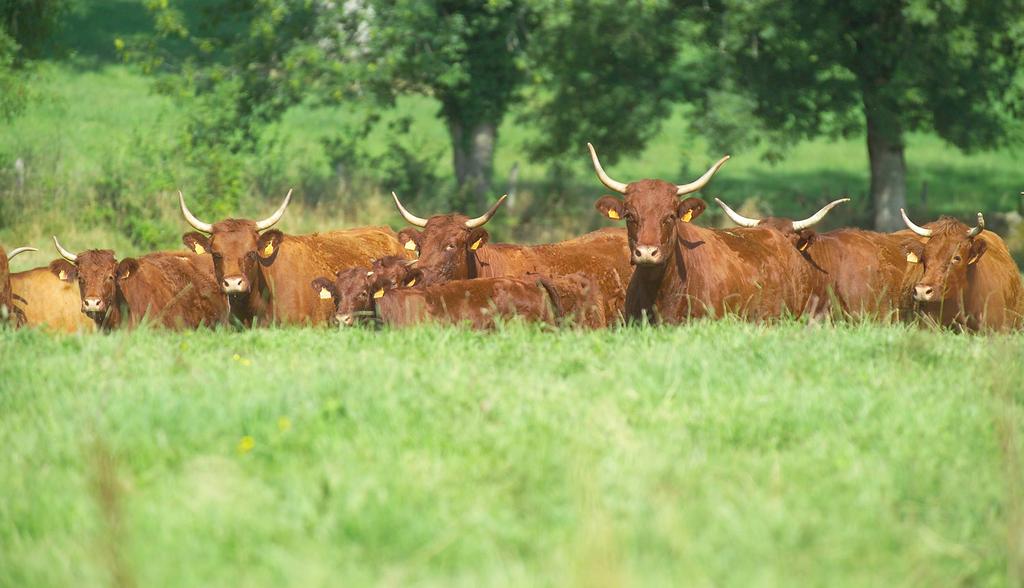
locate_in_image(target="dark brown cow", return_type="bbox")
[10,262,97,333]
[51,237,228,330]
[714,198,921,319]
[391,192,631,323]
[1,246,36,326]
[899,210,1023,331]
[588,143,836,324]
[180,190,407,325]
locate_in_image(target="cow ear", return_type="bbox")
[397,228,421,254]
[903,239,924,264]
[117,258,139,281]
[967,239,987,265]
[257,230,284,260]
[677,198,706,222]
[182,232,211,255]
[48,259,77,282]
[795,229,817,252]
[467,228,489,252]
[403,268,424,288]
[595,196,625,221]
[311,277,337,301]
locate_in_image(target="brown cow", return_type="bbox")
[899,210,1023,331]
[314,261,606,329]
[714,198,921,320]
[392,192,631,323]
[10,262,97,333]
[50,237,228,330]
[1,246,37,326]
[179,190,407,326]
[588,143,837,324]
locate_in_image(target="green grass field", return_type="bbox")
[2,321,1022,587]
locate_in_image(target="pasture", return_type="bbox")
[2,321,1022,586]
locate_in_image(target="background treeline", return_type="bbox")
[1,0,1023,260]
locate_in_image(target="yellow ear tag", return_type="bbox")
[607,209,620,220]
[404,240,418,251]
[405,278,416,287]
[373,288,385,299]
[58,270,67,280]
[906,252,919,264]
[681,210,693,223]
[122,270,131,279]
[319,287,332,300]
[194,243,206,254]
[262,242,275,258]
[470,238,483,251]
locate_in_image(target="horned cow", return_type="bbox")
[392,192,630,323]
[1,246,37,326]
[51,237,228,330]
[589,143,831,324]
[899,210,1023,331]
[180,190,408,326]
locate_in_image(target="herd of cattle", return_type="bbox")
[2,144,1022,333]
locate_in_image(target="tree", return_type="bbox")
[697,0,1024,230]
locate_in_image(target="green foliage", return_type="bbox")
[0,29,27,121]
[698,0,1024,153]
[0,0,66,59]
[1,321,1023,585]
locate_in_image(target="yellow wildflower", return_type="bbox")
[278,417,291,432]
[237,436,255,454]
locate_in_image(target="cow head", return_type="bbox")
[714,197,850,252]
[179,190,291,297]
[589,143,728,265]
[392,191,506,284]
[900,210,987,304]
[51,237,136,319]
[311,256,418,326]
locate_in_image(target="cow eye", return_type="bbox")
[952,255,962,263]
[445,243,456,251]
[108,275,115,281]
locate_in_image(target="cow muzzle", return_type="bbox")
[82,297,105,313]
[914,284,937,302]
[222,276,249,294]
[335,314,355,327]
[632,245,663,265]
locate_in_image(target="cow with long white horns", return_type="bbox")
[2,245,37,326]
[899,209,1023,331]
[590,143,832,323]
[391,192,631,325]
[714,198,921,319]
[180,190,407,325]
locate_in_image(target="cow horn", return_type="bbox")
[7,246,37,261]
[714,198,760,227]
[465,194,508,229]
[966,212,985,238]
[587,143,628,194]
[255,189,292,231]
[791,198,850,231]
[52,236,77,263]
[677,155,731,196]
[900,209,933,237]
[178,190,214,233]
[392,192,429,227]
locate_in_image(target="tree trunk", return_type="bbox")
[449,119,497,211]
[864,105,907,232]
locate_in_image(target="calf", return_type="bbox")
[899,210,1023,331]
[1,246,37,326]
[51,237,228,330]
[715,198,920,319]
[180,190,407,325]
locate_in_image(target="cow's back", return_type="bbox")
[263,226,406,325]
[11,267,96,332]
[475,227,630,323]
[119,252,227,329]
